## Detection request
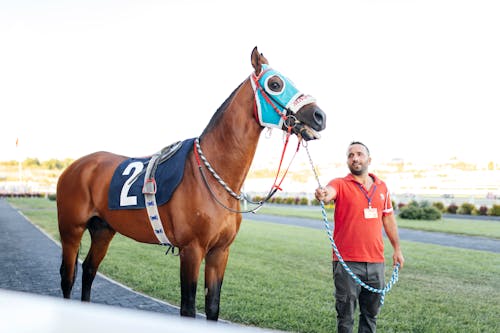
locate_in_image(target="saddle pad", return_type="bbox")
[108,138,195,210]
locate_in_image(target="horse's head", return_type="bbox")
[250,47,326,141]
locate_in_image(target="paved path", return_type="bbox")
[0,198,181,314]
[243,213,500,253]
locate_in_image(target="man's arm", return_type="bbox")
[382,213,405,269]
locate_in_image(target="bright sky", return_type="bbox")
[1,0,499,167]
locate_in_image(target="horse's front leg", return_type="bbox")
[204,247,230,321]
[179,244,204,318]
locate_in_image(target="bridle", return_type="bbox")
[194,66,314,213]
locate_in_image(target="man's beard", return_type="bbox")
[349,163,366,176]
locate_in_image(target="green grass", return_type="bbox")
[7,198,500,332]
[257,205,500,239]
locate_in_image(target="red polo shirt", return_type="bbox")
[327,173,393,263]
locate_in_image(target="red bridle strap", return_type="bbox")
[271,127,302,192]
[251,71,288,126]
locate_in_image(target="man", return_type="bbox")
[315,141,404,333]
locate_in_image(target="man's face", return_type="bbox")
[346,144,371,176]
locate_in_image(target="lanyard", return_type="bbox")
[356,183,377,208]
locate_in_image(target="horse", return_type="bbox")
[57,47,326,321]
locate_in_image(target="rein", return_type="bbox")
[304,144,400,305]
[193,134,300,214]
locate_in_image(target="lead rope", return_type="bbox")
[304,143,399,305]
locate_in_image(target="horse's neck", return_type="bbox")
[200,80,262,191]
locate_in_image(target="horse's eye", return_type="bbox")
[267,76,284,93]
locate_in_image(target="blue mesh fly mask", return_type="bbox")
[250,64,316,129]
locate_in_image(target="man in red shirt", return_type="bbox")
[315,141,404,333]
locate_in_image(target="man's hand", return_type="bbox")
[314,185,336,202]
[393,249,405,269]
[315,187,328,201]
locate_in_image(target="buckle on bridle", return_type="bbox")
[283,113,297,129]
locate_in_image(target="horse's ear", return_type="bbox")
[251,46,269,75]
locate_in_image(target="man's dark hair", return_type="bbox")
[349,141,370,156]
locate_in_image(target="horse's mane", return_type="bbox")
[201,81,244,137]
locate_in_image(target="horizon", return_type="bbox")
[4,135,499,168]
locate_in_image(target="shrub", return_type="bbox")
[489,204,500,216]
[274,197,284,204]
[447,203,458,214]
[299,197,309,205]
[397,202,406,210]
[399,206,423,220]
[432,201,445,212]
[422,206,442,220]
[252,195,264,203]
[478,206,488,216]
[458,202,475,215]
[47,193,57,201]
[311,198,320,206]
[399,201,442,220]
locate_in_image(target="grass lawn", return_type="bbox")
[7,198,500,332]
[256,205,500,239]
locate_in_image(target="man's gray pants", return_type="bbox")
[332,261,385,333]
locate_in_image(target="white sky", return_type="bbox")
[1,0,499,167]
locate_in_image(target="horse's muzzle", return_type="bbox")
[293,105,326,141]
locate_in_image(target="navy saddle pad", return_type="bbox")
[108,138,195,210]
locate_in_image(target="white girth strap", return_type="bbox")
[142,152,171,246]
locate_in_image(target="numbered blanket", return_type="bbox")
[108,138,195,210]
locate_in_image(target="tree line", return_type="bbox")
[0,158,74,170]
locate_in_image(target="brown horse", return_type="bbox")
[57,47,326,321]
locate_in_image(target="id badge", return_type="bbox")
[364,207,378,219]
